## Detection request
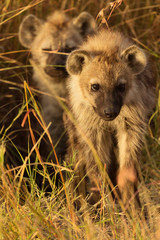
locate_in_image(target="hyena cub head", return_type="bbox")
[19,11,97,83]
[67,30,147,121]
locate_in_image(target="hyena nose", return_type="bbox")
[103,109,117,119]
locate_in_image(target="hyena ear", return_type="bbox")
[73,12,97,37]
[18,14,43,48]
[66,50,91,75]
[121,45,147,74]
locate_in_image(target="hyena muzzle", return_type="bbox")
[65,29,156,208]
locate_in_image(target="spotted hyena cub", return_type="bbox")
[65,30,156,207]
[18,11,96,161]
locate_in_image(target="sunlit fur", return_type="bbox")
[65,30,156,206]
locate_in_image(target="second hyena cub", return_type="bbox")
[65,30,156,207]
[18,11,96,161]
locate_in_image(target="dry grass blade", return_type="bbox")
[22,81,77,226]
[96,0,123,27]
[0,0,44,26]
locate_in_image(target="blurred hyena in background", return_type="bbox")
[65,29,156,208]
[18,11,97,189]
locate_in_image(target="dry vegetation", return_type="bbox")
[0,0,160,239]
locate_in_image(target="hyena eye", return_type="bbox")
[91,84,100,92]
[117,83,126,93]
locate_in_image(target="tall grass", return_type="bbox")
[0,0,160,239]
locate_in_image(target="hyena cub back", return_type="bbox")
[18,11,97,163]
[65,30,156,207]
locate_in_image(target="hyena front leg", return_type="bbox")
[73,154,102,206]
[116,126,143,210]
